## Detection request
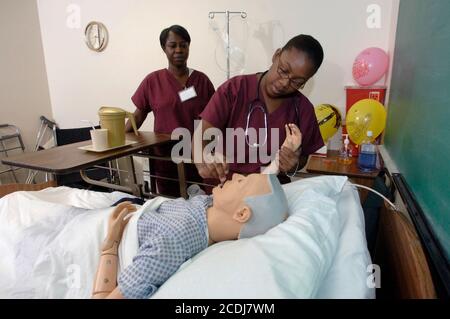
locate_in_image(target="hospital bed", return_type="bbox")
[0,175,375,299]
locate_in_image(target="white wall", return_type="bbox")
[36,0,399,149]
[0,0,53,184]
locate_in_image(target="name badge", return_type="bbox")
[178,86,197,102]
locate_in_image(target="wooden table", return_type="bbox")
[1,132,173,196]
[306,150,381,203]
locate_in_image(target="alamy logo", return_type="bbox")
[171,120,280,165]
[367,4,381,29]
[65,264,81,289]
[367,264,381,288]
[66,4,81,29]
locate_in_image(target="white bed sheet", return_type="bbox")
[316,186,375,298]
[0,180,374,299]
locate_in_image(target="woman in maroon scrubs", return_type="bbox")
[194,34,324,186]
[126,25,215,197]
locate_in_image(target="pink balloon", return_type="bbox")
[352,47,389,86]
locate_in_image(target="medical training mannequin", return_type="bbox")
[92,173,288,299]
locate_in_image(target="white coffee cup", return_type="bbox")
[90,129,108,151]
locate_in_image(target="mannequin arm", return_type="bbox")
[91,202,136,299]
[91,241,124,299]
[261,153,281,174]
[262,124,302,174]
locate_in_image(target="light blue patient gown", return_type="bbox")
[118,195,211,299]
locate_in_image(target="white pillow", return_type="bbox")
[283,175,348,212]
[152,176,347,299]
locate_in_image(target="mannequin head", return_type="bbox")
[207,174,288,244]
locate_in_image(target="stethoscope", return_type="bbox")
[245,71,299,148]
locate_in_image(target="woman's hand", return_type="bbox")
[126,109,147,132]
[103,201,137,251]
[278,147,300,173]
[195,152,229,183]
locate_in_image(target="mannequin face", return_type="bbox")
[207,173,273,243]
[211,173,271,214]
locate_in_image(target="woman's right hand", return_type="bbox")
[126,109,147,132]
[195,153,229,183]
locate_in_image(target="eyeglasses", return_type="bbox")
[276,55,306,89]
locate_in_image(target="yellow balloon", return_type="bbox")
[346,99,387,145]
[314,104,342,142]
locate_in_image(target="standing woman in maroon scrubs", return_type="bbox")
[194,34,324,186]
[126,25,215,197]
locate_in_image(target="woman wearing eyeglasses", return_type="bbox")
[194,34,324,186]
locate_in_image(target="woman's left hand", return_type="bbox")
[278,147,300,173]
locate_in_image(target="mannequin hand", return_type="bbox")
[196,153,229,183]
[278,147,300,173]
[282,124,302,152]
[103,201,137,250]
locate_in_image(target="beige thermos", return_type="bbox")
[98,107,139,148]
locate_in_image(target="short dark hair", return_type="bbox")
[282,34,324,73]
[159,25,191,49]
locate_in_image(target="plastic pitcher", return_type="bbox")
[98,107,139,148]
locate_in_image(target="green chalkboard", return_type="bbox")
[385,0,450,260]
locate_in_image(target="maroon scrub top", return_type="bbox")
[132,69,215,196]
[132,69,215,134]
[200,73,324,177]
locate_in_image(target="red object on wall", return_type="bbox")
[344,86,387,156]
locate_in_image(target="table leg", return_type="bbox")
[79,156,142,197]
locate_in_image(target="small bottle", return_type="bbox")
[187,184,206,199]
[357,131,377,172]
[338,134,352,165]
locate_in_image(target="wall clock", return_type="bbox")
[85,21,108,52]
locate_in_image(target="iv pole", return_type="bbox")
[208,10,247,79]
